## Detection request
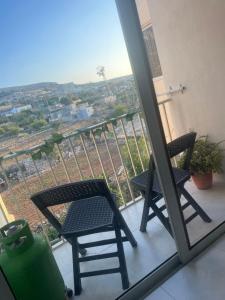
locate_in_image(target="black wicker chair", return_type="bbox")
[31,179,137,295]
[131,132,212,234]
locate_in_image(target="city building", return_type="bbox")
[49,102,94,123]
[0,104,32,117]
[104,95,117,104]
[9,104,32,114]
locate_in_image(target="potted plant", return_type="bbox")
[178,136,224,190]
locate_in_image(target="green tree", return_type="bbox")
[110,104,127,118]
[60,97,73,106]
[0,127,5,135]
[13,110,34,127]
[121,137,149,177]
[2,125,20,136]
[48,97,59,105]
[31,119,47,130]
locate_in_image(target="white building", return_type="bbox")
[104,95,117,104]
[10,104,32,114]
[76,103,94,120]
[49,102,94,123]
[0,104,32,117]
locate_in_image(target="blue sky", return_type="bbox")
[0,0,132,88]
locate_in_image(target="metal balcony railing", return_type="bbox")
[0,99,172,245]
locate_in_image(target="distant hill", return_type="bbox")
[0,74,133,104]
[0,82,76,94]
[0,82,85,103]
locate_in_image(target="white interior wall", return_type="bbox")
[147,0,225,143]
[135,0,152,29]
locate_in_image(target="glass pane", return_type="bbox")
[137,0,225,247]
[0,1,176,299]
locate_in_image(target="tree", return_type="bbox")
[71,96,79,101]
[109,104,127,118]
[0,127,5,135]
[121,137,149,177]
[0,116,8,125]
[13,110,34,127]
[31,119,47,130]
[3,125,20,136]
[60,97,73,106]
[48,97,59,106]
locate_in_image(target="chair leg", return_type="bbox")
[180,186,211,222]
[117,213,137,247]
[78,246,87,257]
[67,238,87,256]
[114,221,129,290]
[150,202,173,235]
[71,238,82,295]
[140,196,150,232]
[139,193,173,235]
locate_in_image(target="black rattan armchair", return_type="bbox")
[131,132,211,234]
[31,179,137,295]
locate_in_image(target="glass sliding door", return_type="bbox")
[116,0,225,298]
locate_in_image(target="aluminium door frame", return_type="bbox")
[115,0,225,298]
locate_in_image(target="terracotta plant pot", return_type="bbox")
[191,172,213,190]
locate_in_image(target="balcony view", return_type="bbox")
[1,1,225,300]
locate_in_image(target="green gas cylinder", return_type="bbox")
[0,220,69,300]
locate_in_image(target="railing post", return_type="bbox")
[68,137,84,180]
[138,112,151,156]
[130,119,145,170]
[80,134,95,178]
[45,153,58,185]
[15,156,50,244]
[32,157,46,188]
[91,130,109,185]
[111,123,135,202]
[0,162,20,214]
[15,156,32,195]
[102,131,125,205]
[56,143,71,182]
[120,118,137,176]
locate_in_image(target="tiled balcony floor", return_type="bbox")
[53,177,225,300]
[144,234,225,300]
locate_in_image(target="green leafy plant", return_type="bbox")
[121,137,149,177]
[178,136,224,175]
[109,104,127,119]
[32,133,64,160]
